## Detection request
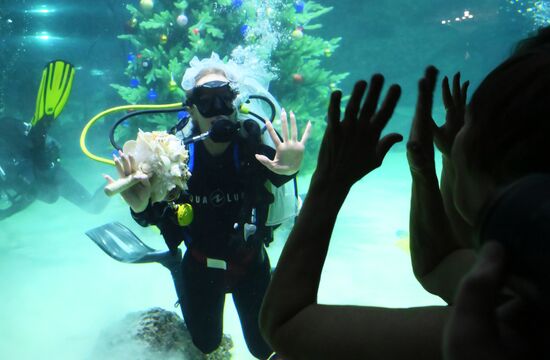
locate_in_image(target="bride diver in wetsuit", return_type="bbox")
[90,53,311,359]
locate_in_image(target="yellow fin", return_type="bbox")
[31,60,75,126]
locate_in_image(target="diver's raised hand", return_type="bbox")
[103,150,151,213]
[312,75,402,190]
[434,72,469,157]
[255,109,312,176]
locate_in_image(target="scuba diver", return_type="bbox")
[90,53,311,359]
[0,60,109,220]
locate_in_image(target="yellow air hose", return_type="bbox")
[80,102,183,166]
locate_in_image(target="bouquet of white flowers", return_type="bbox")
[105,130,191,203]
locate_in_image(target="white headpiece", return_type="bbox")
[180,52,281,128]
[181,53,240,90]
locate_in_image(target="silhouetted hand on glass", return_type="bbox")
[407,66,438,177]
[312,75,403,190]
[434,72,469,157]
[255,109,312,176]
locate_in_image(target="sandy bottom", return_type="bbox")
[0,151,444,359]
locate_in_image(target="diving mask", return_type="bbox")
[187,80,237,118]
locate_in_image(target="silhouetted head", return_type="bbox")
[476,174,550,302]
[472,174,550,353]
[452,26,550,224]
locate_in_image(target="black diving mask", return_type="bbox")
[187,80,237,118]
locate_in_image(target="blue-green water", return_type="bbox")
[0,154,442,359]
[0,0,545,359]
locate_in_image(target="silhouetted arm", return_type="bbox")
[407,69,476,304]
[262,178,450,359]
[440,155,473,246]
[261,77,449,359]
[435,74,474,248]
[410,167,474,304]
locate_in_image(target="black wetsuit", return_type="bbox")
[0,116,108,219]
[132,135,292,359]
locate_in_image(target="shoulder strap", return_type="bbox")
[188,142,195,172]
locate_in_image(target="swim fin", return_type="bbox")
[30,60,75,127]
[85,222,181,270]
[86,222,184,304]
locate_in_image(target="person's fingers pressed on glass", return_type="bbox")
[313,75,403,190]
[434,72,470,157]
[406,66,438,178]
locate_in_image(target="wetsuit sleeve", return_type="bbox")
[256,144,296,187]
[130,201,167,226]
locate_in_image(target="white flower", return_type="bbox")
[123,130,191,203]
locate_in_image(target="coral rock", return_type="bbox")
[91,307,233,360]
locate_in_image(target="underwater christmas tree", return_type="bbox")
[112,0,348,172]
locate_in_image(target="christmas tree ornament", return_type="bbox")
[148,88,158,101]
[124,18,138,33]
[291,28,304,38]
[142,58,153,71]
[294,1,305,13]
[176,13,188,27]
[292,73,304,83]
[323,47,332,57]
[127,53,136,62]
[160,34,168,44]
[140,0,154,11]
[130,78,140,88]
[240,24,249,37]
[192,28,200,35]
[169,77,178,91]
[137,53,143,59]
[232,0,244,9]
[128,17,138,28]
[168,72,180,92]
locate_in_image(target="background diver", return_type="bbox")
[0,60,109,220]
